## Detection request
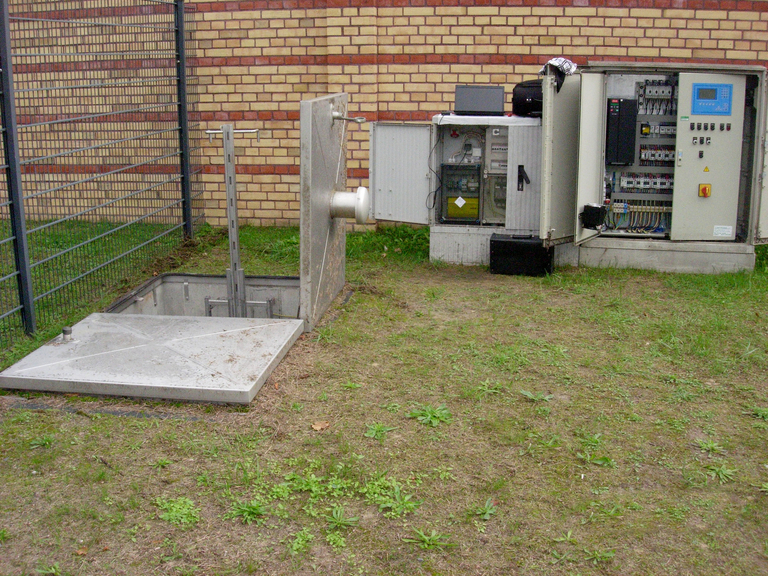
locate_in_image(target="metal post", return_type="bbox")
[221,124,246,318]
[174,0,193,239]
[205,125,258,318]
[0,3,36,334]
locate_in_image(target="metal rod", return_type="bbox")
[22,150,182,200]
[175,0,193,239]
[10,16,174,30]
[15,75,175,93]
[0,2,36,334]
[26,175,183,235]
[18,101,177,129]
[21,127,179,165]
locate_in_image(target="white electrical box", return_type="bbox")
[575,63,767,272]
[369,71,582,265]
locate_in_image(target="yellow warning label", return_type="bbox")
[704,166,710,172]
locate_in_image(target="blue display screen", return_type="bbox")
[691,83,733,115]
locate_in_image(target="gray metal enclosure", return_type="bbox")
[0,0,203,348]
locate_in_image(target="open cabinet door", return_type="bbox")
[574,72,607,245]
[369,122,432,224]
[540,72,581,246]
[755,117,768,243]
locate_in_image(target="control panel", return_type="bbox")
[596,72,746,241]
[672,73,745,241]
[690,83,733,115]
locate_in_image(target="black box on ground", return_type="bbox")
[489,234,553,276]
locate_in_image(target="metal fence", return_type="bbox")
[0,0,203,348]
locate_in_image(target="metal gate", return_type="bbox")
[0,0,202,349]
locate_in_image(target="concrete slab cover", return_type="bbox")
[300,93,348,332]
[0,314,304,404]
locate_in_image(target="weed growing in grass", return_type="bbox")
[757,483,768,493]
[553,530,577,544]
[474,379,504,397]
[705,463,737,484]
[578,432,604,451]
[550,550,576,564]
[29,435,54,449]
[154,497,200,528]
[324,505,359,529]
[696,439,725,455]
[152,458,171,470]
[577,453,617,468]
[341,381,362,390]
[745,406,768,420]
[433,465,456,481]
[473,498,498,521]
[519,390,553,402]
[361,476,421,517]
[583,548,615,564]
[407,404,452,427]
[669,387,698,403]
[402,528,454,550]
[382,402,401,413]
[35,563,62,575]
[0,528,8,542]
[286,528,314,555]
[325,531,347,550]
[225,500,268,525]
[364,423,398,442]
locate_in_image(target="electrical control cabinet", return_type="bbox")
[576,64,767,258]
[433,119,542,231]
[370,71,582,265]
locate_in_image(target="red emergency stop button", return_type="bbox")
[699,183,712,198]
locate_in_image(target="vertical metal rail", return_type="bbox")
[206,125,258,318]
[0,3,35,334]
[175,0,193,239]
[222,125,245,318]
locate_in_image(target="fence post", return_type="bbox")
[174,0,193,239]
[0,3,36,334]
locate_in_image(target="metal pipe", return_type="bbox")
[0,1,36,334]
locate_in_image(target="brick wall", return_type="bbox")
[189,0,768,227]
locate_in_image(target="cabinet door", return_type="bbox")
[671,73,746,241]
[574,72,606,245]
[540,73,581,245]
[505,125,542,235]
[369,122,432,224]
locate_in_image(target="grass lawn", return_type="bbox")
[1,225,767,575]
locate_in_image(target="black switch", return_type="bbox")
[699,151,704,158]
[703,123,708,131]
[720,123,725,131]
[697,123,702,130]
[690,122,695,130]
[710,123,715,131]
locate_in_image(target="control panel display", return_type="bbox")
[691,83,733,115]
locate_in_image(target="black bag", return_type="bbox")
[512,79,543,117]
